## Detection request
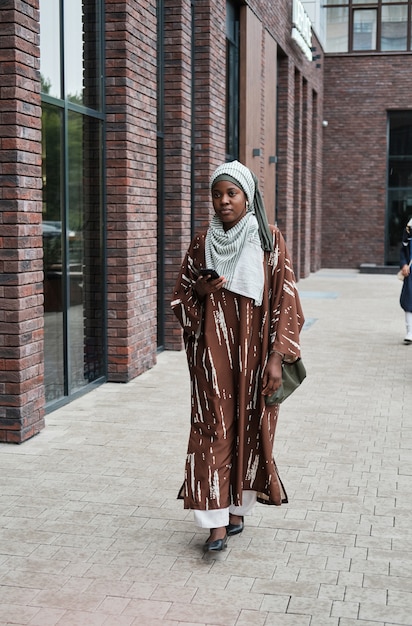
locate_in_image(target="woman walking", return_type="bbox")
[172,161,304,552]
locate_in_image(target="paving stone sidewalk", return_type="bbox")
[0,269,411,626]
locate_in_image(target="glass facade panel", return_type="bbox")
[40,0,61,97]
[42,104,65,402]
[353,9,377,50]
[381,5,408,50]
[67,112,104,393]
[387,112,412,264]
[325,7,349,52]
[40,0,105,406]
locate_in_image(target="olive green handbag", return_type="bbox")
[265,358,307,405]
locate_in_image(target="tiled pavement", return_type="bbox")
[0,269,411,626]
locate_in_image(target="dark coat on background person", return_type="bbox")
[400,225,412,312]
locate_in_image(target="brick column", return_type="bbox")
[277,56,296,255]
[163,0,193,351]
[193,0,226,223]
[163,0,227,350]
[105,0,158,381]
[0,0,45,443]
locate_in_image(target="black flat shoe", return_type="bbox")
[226,516,244,537]
[203,533,228,552]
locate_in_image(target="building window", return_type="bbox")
[353,9,377,49]
[40,0,105,405]
[226,0,240,161]
[324,0,412,52]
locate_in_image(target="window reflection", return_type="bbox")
[353,9,377,50]
[68,112,104,393]
[387,112,412,263]
[381,5,408,50]
[325,7,349,52]
[40,0,104,406]
[40,0,61,97]
[42,104,65,401]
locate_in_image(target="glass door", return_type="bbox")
[387,111,412,264]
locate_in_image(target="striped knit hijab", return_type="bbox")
[205,161,271,306]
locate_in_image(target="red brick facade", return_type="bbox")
[322,54,412,268]
[0,0,45,443]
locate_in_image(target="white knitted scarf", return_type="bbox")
[205,211,264,306]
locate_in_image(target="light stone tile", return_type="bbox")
[326,557,351,572]
[225,576,255,592]
[297,569,338,585]
[306,544,344,558]
[0,604,40,624]
[51,611,107,625]
[363,573,412,593]
[387,588,412,609]
[318,584,345,601]
[32,589,104,612]
[252,579,319,598]
[358,602,412,624]
[124,566,191,586]
[95,596,131,615]
[235,609,267,626]
[283,542,309,555]
[83,563,130,581]
[162,600,240,625]
[260,594,290,613]
[286,596,332,616]
[344,585,387,604]
[149,584,197,603]
[102,618,135,626]
[27,607,66,625]
[337,571,364,587]
[192,587,263,611]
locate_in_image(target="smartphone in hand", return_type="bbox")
[199,269,220,280]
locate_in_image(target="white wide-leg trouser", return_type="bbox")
[193,491,258,529]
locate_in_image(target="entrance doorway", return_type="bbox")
[387,111,412,264]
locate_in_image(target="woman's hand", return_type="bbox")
[194,274,226,300]
[401,264,411,278]
[262,352,283,397]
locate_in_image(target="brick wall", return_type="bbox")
[105,0,158,381]
[0,0,45,443]
[322,54,412,268]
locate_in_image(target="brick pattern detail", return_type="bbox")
[0,0,45,443]
[322,54,412,268]
[105,0,158,381]
[162,0,194,351]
